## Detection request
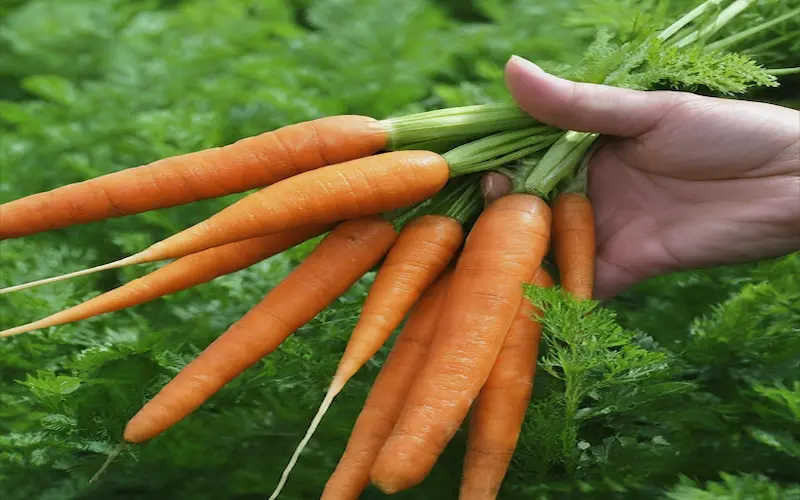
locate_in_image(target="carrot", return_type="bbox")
[268,215,464,499]
[459,267,554,500]
[552,192,596,300]
[122,216,398,444]
[1,150,449,295]
[369,193,552,493]
[321,270,454,500]
[0,224,330,338]
[0,115,386,239]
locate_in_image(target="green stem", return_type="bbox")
[382,103,538,150]
[395,136,475,154]
[389,176,479,229]
[452,136,559,176]
[443,127,559,176]
[439,180,482,226]
[742,30,800,57]
[766,67,800,76]
[674,0,754,48]
[524,131,598,198]
[705,7,800,53]
[657,0,725,43]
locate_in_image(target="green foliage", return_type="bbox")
[665,473,800,500]
[1,0,798,499]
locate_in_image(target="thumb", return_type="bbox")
[504,55,687,138]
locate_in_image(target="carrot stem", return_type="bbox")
[674,0,754,48]
[443,128,559,176]
[523,131,598,198]
[766,67,800,76]
[657,0,725,43]
[705,7,800,52]
[439,181,481,226]
[383,103,538,150]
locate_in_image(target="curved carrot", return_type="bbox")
[122,216,398,444]
[0,224,330,338]
[1,150,449,295]
[459,267,554,500]
[369,193,552,493]
[321,271,454,500]
[0,115,386,239]
[268,215,463,499]
[552,192,595,300]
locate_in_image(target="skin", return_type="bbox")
[484,55,800,299]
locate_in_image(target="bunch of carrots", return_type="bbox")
[1,1,778,495]
[0,103,594,499]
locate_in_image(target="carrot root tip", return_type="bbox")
[88,440,125,484]
[268,385,341,500]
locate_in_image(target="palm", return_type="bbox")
[587,97,800,298]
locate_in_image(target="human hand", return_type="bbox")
[483,55,800,299]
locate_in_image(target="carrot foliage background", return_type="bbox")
[0,0,798,498]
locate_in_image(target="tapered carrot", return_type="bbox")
[370,193,552,493]
[551,192,595,300]
[0,224,330,338]
[0,115,386,239]
[1,150,448,294]
[321,270,454,500]
[268,215,464,499]
[122,216,398,444]
[459,267,554,500]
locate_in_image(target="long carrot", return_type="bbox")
[0,116,386,239]
[1,150,449,295]
[551,192,596,300]
[268,215,464,499]
[122,216,398,444]
[321,270,454,500]
[1,101,539,240]
[369,193,552,493]
[459,267,554,500]
[0,224,330,338]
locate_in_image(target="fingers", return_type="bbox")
[593,259,642,300]
[504,55,690,138]
[480,172,512,204]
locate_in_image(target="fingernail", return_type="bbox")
[480,175,495,201]
[507,55,545,75]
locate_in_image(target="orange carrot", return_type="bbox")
[268,215,463,499]
[370,193,552,493]
[122,216,398,444]
[0,116,386,239]
[1,150,448,295]
[321,270,454,500]
[552,192,595,300]
[459,267,554,500]
[0,224,330,338]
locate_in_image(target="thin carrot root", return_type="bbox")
[1,225,329,337]
[321,271,454,500]
[88,440,125,484]
[267,214,463,497]
[268,382,342,500]
[0,253,149,295]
